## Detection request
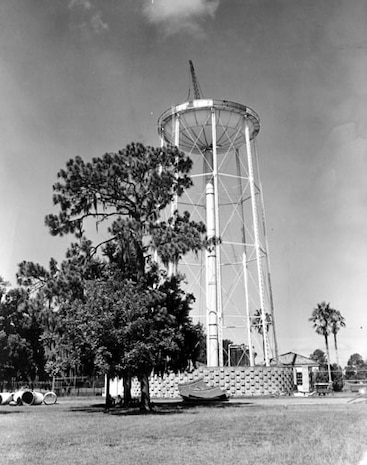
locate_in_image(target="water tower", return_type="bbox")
[157,63,278,367]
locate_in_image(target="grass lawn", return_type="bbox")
[1,397,366,465]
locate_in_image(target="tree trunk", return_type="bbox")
[139,372,151,411]
[123,373,132,407]
[333,332,340,368]
[105,373,111,410]
[324,335,332,384]
[333,332,344,382]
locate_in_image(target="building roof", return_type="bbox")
[272,352,319,367]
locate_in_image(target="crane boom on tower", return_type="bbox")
[189,60,203,100]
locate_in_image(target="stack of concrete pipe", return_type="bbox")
[0,390,57,406]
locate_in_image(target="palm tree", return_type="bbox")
[251,309,272,364]
[330,309,346,369]
[309,302,333,383]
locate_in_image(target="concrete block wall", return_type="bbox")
[128,366,293,398]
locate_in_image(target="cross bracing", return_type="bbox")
[158,99,278,367]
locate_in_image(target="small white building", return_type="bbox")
[273,352,319,393]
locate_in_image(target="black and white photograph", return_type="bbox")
[0,1,366,464]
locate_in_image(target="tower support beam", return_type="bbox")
[244,119,270,366]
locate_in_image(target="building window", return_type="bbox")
[296,372,303,386]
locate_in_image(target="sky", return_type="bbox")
[0,0,366,367]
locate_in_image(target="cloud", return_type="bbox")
[68,0,108,35]
[68,0,92,10]
[143,0,220,37]
[90,12,109,34]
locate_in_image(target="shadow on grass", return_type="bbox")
[69,399,257,416]
[0,410,23,415]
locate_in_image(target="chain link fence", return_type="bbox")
[0,376,104,397]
